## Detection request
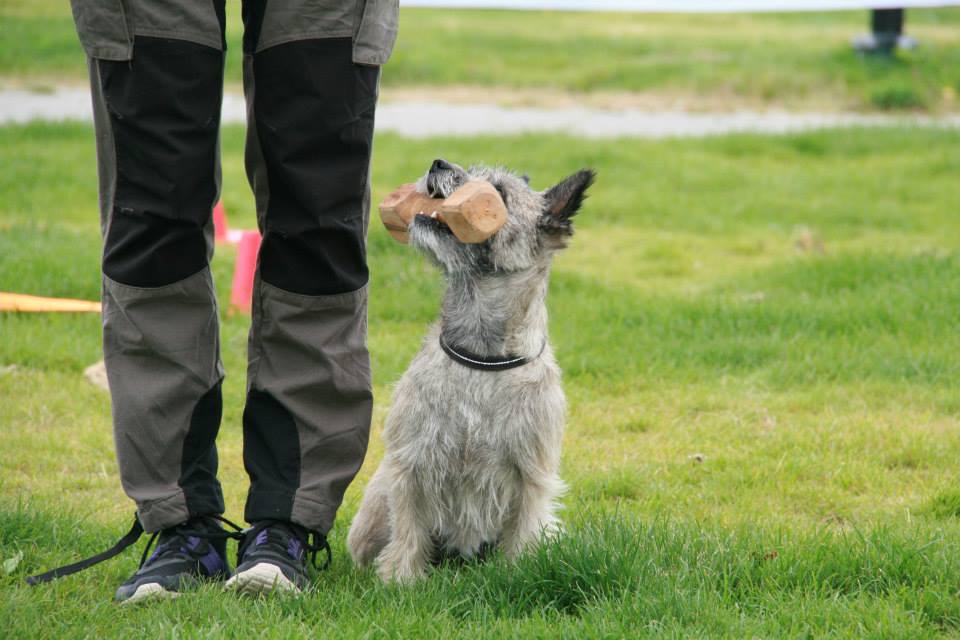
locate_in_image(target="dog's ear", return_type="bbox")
[539,169,595,239]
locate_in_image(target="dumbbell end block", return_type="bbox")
[379,183,448,244]
[382,222,409,244]
[380,183,417,213]
[440,181,508,244]
[379,183,421,244]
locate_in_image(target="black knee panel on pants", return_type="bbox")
[104,212,210,287]
[99,36,224,287]
[251,38,378,295]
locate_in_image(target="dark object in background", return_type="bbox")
[853,8,918,54]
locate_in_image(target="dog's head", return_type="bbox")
[408,159,595,275]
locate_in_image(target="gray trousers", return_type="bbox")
[72,0,398,534]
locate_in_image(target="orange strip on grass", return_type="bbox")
[0,292,102,313]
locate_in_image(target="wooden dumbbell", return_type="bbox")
[379,181,507,244]
[378,184,441,244]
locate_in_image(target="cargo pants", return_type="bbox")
[70,0,398,534]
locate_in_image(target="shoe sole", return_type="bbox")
[224,562,299,596]
[118,582,180,605]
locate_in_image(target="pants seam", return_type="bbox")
[247,276,266,391]
[259,280,369,304]
[92,58,119,261]
[102,264,211,293]
[132,28,222,51]
[255,32,353,53]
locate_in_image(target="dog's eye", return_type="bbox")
[493,184,508,203]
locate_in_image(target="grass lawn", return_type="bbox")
[2,0,960,112]
[1,121,959,637]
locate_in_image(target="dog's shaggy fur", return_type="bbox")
[347,159,595,583]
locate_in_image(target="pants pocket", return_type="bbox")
[352,0,399,66]
[70,0,133,61]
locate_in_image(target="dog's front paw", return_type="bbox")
[503,517,563,560]
[376,558,427,584]
[541,517,564,540]
[375,546,428,585]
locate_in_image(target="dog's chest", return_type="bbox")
[419,393,519,472]
[425,419,524,536]
[440,420,513,473]
[388,363,542,474]
[386,335,562,480]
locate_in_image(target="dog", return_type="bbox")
[347,159,595,583]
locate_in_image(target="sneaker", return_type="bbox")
[114,516,233,604]
[225,520,330,595]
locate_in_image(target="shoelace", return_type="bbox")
[238,519,332,572]
[136,515,245,570]
[25,513,244,586]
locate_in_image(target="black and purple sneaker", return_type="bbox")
[225,520,330,595]
[114,516,232,604]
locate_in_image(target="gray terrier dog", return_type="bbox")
[347,159,595,583]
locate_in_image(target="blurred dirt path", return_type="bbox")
[2,86,958,138]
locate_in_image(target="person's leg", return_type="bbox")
[72,0,231,601]
[228,0,398,592]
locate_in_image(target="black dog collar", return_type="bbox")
[439,334,546,371]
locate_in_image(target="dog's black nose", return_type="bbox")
[431,158,453,173]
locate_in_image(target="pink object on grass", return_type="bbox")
[213,201,229,243]
[230,230,261,313]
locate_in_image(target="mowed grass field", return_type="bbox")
[2,0,959,112]
[1,120,960,637]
